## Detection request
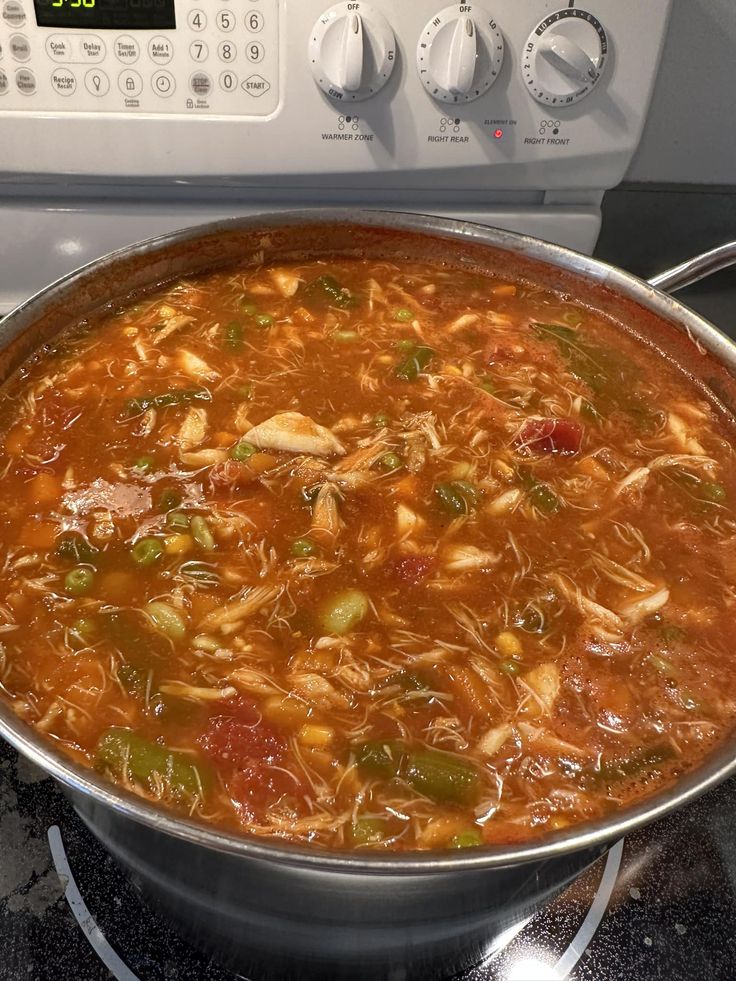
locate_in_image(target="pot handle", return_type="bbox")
[648,240,736,292]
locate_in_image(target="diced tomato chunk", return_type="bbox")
[516,417,582,456]
[199,697,286,768]
[227,765,303,824]
[390,555,435,584]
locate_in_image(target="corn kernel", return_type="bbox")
[298,724,334,748]
[495,631,523,657]
[165,533,193,555]
[262,695,310,728]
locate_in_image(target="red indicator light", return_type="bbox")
[493,128,504,139]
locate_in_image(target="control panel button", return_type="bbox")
[114,36,139,64]
[50,67,76,96]
[245,10,264,33]
[78,36,105,63]
[2,1,25,27]
[219,70,237,92]
[242,73,270,97]
[46,34,72,63]
[148,36,173,65]
[152,69,175,97]
[188,9,207,31]
[9,33,30,62]
[309,3,396,102]
[190,40,208,62]
[15,67,35,94]
[118,68,142,97]
[85,68,110,96]
[246,41,265,63]
[189,71,211,97]
[216,9,235,32]
[217,40,236,62]
[0,68,8,95]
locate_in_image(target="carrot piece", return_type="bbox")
[244,452,279,476]
[17,520,57,549]
[445,665,494,719]
[4,424,32,455]
[27,473,61,506]
[98,571,138,604]
[213,431,238,447]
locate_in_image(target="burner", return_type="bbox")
[2,737,736,981]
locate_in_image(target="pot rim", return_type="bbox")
[2,207,736,874]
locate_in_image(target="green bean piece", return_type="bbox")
[394,308,414,322]
[395,345,434,381]
[55,533,97,565]
[451,830,483,848]
[661,623,686,644]
[131,537,164,567]
[303,274,357,310]
[118,663,148,699]
[180,561,220,586]
[64,567,95,595]
[319,588,369,635]
[382,671,431,692]
[229,440,257,462]
[132,455,156,474]
[125,388,211,417]
[648,653,677,676]
[254,313,274,329]
[434,480,478,516]
[577,744,675,790]
[145,601,187,642]
[350,818,388,845]
[529,483,560,515]
[301,484,322,506]
[291,537,317,557]
[96,728,211,798]
[479,377,496,395]
[69,616,98,647]
[404,749,481,805]
[157,488,182,513]
[354,740,405,779]
[580,399,602,424]
[225,321,243,349]
[380,452,402,472]
[166,511,190,531]
[190,516,216,551]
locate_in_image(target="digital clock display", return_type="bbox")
[33,0,176,30]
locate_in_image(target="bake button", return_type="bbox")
[114,35,139,63]
[2,1,25,27]
[85,68,110,97]
[242,73,270,97]
[9,33,30,62]
[15,67,35,94]
[148,36,173,64]
[118,68,142,97]
[78,35,105,63]
[189,71,211,97]
[0,69,8,95]
[46,34,73,62]
[50,67,76,96]
[152,70,175,97]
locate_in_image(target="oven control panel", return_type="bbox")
[0,0,279,115]
[0,1,672,187]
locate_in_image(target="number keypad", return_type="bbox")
[0,0,279,115]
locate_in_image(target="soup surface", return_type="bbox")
[1,255,735,851]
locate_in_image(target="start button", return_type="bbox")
[242,74,270,97]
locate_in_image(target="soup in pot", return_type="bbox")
[1,256,735,850]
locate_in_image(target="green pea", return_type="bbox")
[133,455,156,474]
[291,537,317,557]
[373,412,389,428]
[131,537,164,567]
[69,616,97,645]
[500,659,521,675]
[254,313,274,329]
[240,300,258,316]
[157,488,182,513]
[451,830,483,848]
[394,308,414,322]
[380,452,402,472]
[190,516,216,551]
[396,338,416,353]
[229,440,257,462]
[64,567,95,595]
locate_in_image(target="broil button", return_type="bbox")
[242,73,269,97]
[9,33,30,62]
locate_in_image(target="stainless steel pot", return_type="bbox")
[2,212,736,980]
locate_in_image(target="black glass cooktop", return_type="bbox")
[2,735,736,981]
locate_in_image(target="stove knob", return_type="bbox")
[416,4,504,104]
[522,8,608,106]
[309,2,396,102]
